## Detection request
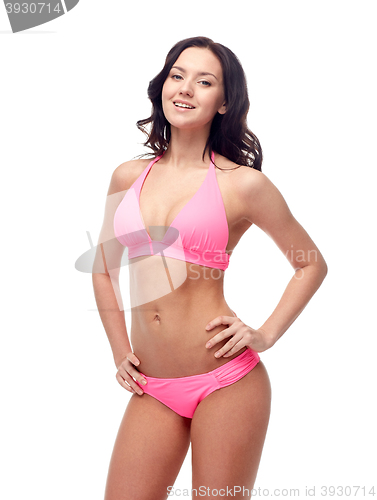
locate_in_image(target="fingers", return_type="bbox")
[206,319,238,349]
[206,314,237,331]
[116,371,141,394]
[116,354,147,396]
[214,333,244,358]
[220,327,260,357]
[118,368,147,396]
[205,326,232,349]
[126,352,141,367]
[222,338,246,358]
[205,317,251,358]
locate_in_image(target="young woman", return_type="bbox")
[92,36,328,499]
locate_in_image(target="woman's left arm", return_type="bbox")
[206,169,328,356]
[244,169,328,348]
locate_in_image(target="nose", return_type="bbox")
[179,79,194,97]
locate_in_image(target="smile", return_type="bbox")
[173,102,195,109]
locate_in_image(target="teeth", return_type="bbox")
[174,102,194,109]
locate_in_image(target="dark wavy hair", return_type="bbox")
[135,36,263,172]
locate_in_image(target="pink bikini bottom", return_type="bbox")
[135,347,260,419]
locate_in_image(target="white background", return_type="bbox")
[1,0,376,498]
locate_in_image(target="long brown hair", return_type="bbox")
[135,36,263,172]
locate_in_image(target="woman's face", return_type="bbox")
[161,47,226,131]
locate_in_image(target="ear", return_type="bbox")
[218,102,227,115]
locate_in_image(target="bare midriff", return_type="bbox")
[128,254,247,378]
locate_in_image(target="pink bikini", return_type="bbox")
[114,150,230,270]
[113,150,260,418]
[135,346,259,418]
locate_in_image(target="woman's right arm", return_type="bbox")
[91,161,147,395]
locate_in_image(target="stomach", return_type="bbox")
[128,255,247,378]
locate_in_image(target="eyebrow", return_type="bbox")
[171,66,218,81]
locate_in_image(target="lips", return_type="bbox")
[173,100,195,109]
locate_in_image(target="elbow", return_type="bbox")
[321,256,328,276]
[323,261,328,276]
[304,257,328,282]
[317,258,328,281]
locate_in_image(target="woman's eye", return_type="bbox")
[171,75,211,86]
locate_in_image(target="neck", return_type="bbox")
[163,125,212,169]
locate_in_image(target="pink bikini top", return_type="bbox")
[113,150,230,270]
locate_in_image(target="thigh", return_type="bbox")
[190,360,271,498]
[104,392,191,500]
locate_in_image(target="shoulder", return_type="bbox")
[107,157,153,196]
[236,166,275,201]
[217,155,291,227]
[216,153,270,197]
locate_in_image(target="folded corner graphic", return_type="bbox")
[4,0,80,33]
[64,0,80,10]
